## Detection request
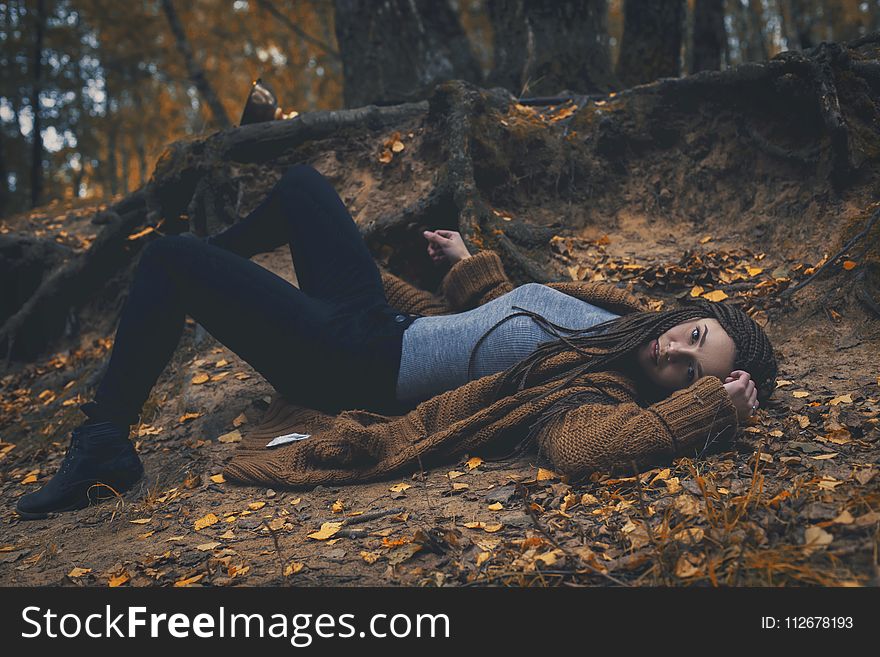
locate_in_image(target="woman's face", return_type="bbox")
[635,318,736,394]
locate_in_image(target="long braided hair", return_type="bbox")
[491,298,778,408]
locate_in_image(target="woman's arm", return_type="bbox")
[440,250,515,311]
[535,376,739,480]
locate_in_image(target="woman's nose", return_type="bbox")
[666,342,692,360]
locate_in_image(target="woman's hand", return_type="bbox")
[723,370,759,422]
[423,229,472,266]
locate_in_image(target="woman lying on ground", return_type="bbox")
[15,164,777,519]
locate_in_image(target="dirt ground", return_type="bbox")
[1,162,878,587]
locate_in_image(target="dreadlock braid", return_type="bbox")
[493,299,777,405]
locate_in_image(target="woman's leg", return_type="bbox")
[82,234,377,427]
[208,164,387,304]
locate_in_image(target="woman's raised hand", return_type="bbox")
[423,229,472,266]
[723,370,759,422]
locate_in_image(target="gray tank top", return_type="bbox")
[395,283,620,405]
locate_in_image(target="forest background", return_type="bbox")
[2,0,879,217]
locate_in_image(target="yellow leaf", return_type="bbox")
[792,391,809,398]
[284,561,305,576]
[828,394,852,405]
[487,502,503,511]
[68,567,91,578]
[483,523,503,533]
[210,474,225,484]
[452,482,469,490]
[210,372,229,382]
[795,415,810,428]
[465,457,483,470]
[810,452,838,460]
[389,483,411,493]
[833,510,854,525]
[775,380,794,387]
[536,468,557,481]
[769,429,784,437]
[108,572,130,587]
[391,140,405,153]
[178,412,202,423]
[331,500,344,514]
[447,470,466,479]
[194,513,219,530]
[701,289,728,302]
[476,551,490,567]
[228,564,250,578]
[360,551,381,564]
[191,373,210,384]
[232,413,248,427]
[174,573,205,587]
[20,474,38,485]
[219,530,235,539]
[378,149,393,164]
[129,518,152,525]
[248,501,266,510]
[747,267,763,276]
[308,521,343,540]
[215,359,228,367]
[699,235,712,244]
[690,285,704,297]
[842,260,857,270]
[127,226,155,241]
[218,430,242,443]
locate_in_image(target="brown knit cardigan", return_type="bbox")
[224,250,740,488]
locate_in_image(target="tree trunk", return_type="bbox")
[617,0,685,87]
[333,0,481,107]
[692,0,725,72]
[160,0,231,128]
[744,0,768,62]
[520,0,615,95]
[486,0,529,92]
[29,0,45,209]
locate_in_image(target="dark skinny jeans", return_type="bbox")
[81,165,419,427]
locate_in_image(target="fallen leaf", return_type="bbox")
[284,561,305,576]
[308,522,343,540]
[853,511,880,527]
[218,430,242,443]
[378,149,393,164]
[248,501,266,510]
[769,429,784,438]
[232,413,248,427]
[194,513,219,530]
[20,474,38,485]
[331,500,344,514]
[675,553,703,578]
[842,260,857,270]
[68,567,91,578]
[391,140,405,153]
[476,552,490,567]
[699,235,712,244]
[196,542,221,551]
[210,474,225,484]
[701,290,728,302]
[795,415,810,428]
[389,483,411,493]
[174,573,205,587]
[810,452,838,460]
[129,518,152,525]
[178,412,202,423]
[452,482,469,491]
[465,457,483,470]
[191,373,210,385]
[108,572,130,587]
[833,510,854,525]
[804,526,833,550]
[219,530,235,539]
[228,564,250,578]
[536,468,557,481]
[215,359,229,367]
[792,391,809,398]
[487,502,503,511]
[690,285,704,297]
[828,394,852,405]
[360,551,381,564]
[775,380,794,388]
[447,470,466,479]
[747,266,763,276]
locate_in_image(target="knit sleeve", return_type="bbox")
[380,271,451,316]
[536,376,739,480]
[440,250,515,312]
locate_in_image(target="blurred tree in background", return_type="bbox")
[1,0,877,217]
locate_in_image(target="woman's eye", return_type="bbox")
[687,365,695,382]
[691,327,700,343]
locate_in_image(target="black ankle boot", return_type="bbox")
[15,421,144,520]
